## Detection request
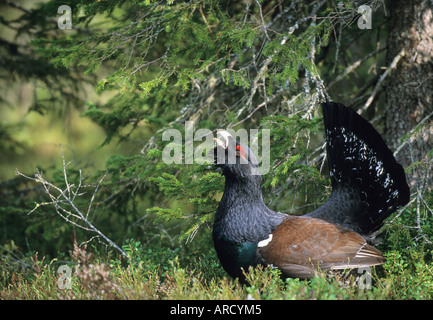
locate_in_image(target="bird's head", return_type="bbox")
[213,130,261,180]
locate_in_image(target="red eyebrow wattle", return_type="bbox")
[236,145,246,158]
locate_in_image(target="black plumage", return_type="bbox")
[307,103,410,235]
[212,102,410,279]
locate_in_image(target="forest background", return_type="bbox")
[1,0,433,300]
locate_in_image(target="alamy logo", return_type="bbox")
[57,265,72,289]
[357,266,372,289]
[162,122,271,175]
[357,5,372,30]
[57,5,72,30]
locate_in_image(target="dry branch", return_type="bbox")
[15,146,128,258]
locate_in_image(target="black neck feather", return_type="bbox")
[213,171,285,244]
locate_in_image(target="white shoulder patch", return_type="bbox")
[257,234,273,248]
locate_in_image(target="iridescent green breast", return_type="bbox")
[212,233,258,279]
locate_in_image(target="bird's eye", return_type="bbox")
[236,145,246,159]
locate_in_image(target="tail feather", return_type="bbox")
[307,102,410,235]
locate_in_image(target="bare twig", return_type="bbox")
[199,5,213,35]
[255,0,271,41]
[15,148,128,258]
[358,48,405,115]
[326,47,386,90]
[393,110,433,157]
[60,145,71,199]
[86,171,108,220]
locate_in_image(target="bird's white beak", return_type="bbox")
[213,130,232,149]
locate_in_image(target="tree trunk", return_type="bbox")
[384,0,433,189]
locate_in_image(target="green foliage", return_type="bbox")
[3,238,433,300]
[261,114,322,185]
[118,238,181,276]
[147,168,224,240]
[260,114,328,213]
[263,21,331,90]
[380,249,433,299]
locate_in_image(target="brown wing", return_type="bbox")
[258,216,384,278]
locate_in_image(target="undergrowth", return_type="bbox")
[1,225,433,300]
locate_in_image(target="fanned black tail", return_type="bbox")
[307,102,410,236]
